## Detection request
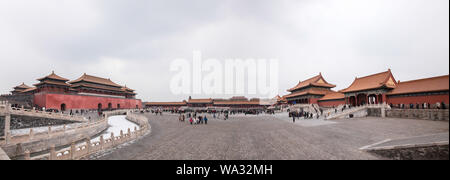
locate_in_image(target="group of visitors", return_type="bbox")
[392,102,447,110]
[189,116,208,125]
[152,109,163,116]
[212,112,229,120]
[290,111,316,123]
[179,113,208,125]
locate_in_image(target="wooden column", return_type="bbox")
[5,113,11,144]
[366,94,369,104]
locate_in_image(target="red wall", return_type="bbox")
[318,100,345,107]
[34,93,142,110]
[310,98,320,104]
[387,94,449,105]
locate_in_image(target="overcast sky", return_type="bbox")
[0,0,448,102]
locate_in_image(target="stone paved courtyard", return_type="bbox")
[98,113,449,160]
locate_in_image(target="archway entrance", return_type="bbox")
[356,94,367,106]
[368,94,377,104]
[98,103,102,110]
[60,103,66,112]
[349,96,356,107]
[108,103,112,110]
[117,104,121,109]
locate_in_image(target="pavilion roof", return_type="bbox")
[387,75,449,95]
[213,100,262,105]
[14,83,32,90]
[187,98,213,104]
[121,86,135,92]
[229,96,249,101]
[21,87,37,93]
[145,102,187,106]
[341,69,397,93]
[34,80,70,87]
[284,89,333,99]
[37,71,69,82]
[71,83,126,92]
[287,73,336,92]
[68,73,122,88]
[318,92,345,101]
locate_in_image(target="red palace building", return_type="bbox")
[4,71,142,111]
[286,69,449,108]
[284,73,338,104]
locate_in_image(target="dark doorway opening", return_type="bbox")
[61,103,66,112]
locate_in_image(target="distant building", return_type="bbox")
[285,73,337,104]
[340,69,397,106]
[144,96,271,111]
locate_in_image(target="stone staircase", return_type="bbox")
[325,103,391,120]
[288,104,321,118]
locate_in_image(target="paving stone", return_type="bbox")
[97,114,449,160]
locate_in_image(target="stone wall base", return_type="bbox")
[385,109,449,121]
[368,144,449,160]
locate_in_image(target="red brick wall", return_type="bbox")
[318,99,345,107]
[310,98,320,104]
[387,94,449,105]
[33,93,47,108]
[34,93,142,110]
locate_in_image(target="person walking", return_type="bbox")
[204,116,208,125]
[292,114,296,123]
[189,117,193,125]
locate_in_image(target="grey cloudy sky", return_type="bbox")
[0,0,448,102]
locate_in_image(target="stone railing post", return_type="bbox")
[127,128,131,138]
[100,135,104,150]
[48,126,52,137]
[70,142,76,160]
[111,132,115,146]
[15,143,23,157]
[120,130,124,139]
[85,138,91,155]
[50,145,56,160]
[29,129,34,141]
[4,113,11,144]
[24,150,30,160]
